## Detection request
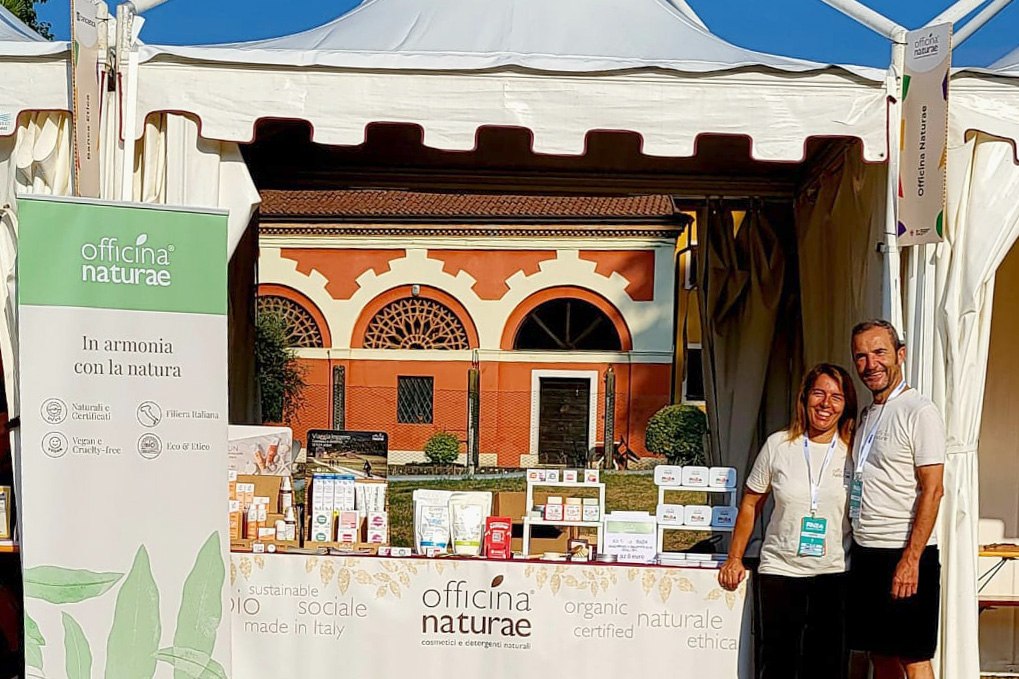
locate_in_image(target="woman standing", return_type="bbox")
[719,363,857,679]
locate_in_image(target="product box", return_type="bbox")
[337,528,358,544]
[545,469,561,483]
[656,504,685,525]
[228,500,241,540]
[544,498,564,522]
[681,466,709,488]
[236,482,255,509]
[711,506,737,528]
[366,511,388,544]
[526,469,546,483]
[310,510,335,542]
[584,469,600,484]
[338,511,359,530]
[563,470,579,483]
[493,492,572,553]
[564,499,583,522]
[237,475,283,511]
[335,479,357,512]
[654,465,684,487]
[228,471,238,500]
[582,498,600,523]
[257,527,276,540]
[684,505,712,527]
[484,516,513,560]
[709,467,738,489]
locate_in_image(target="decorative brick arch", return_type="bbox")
[257,283,332,348]
[501,286,633,351]
[351,285,480,349]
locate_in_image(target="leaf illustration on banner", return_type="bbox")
[381,561,398,573]
[319,560,335,585]
[725,591,737,611]
[154,647,227,679]
[253,556,264,570]
[550,574,561,595]
[600,579,609,593]
[627,568,639,582]
[106,546,161,679]
[24,566,123,604]
[375,586,387,599]
[535,568,548,588]
[337,569,351,594]
[590,581,598,596]
[173,533,224,679]
[399,572,410,587]
[25,613,45,671]
[491,576,503,588]
[705,588,724,601]
[584,569,595,580]
[373,572,391,584]
[62,613,92,679]
[305,557,318,573]
[564,575,579,587]
[435,563,446,575]
[404,562,418,575]
[229,562,236,587]
[642,569,656,594]
[523,565,534,577]
[389,581,401,599]
[658,576,673,602]
[238,558,252,580]
[135,234,148,247]
[676,578,695,593]
[355,571,371,585]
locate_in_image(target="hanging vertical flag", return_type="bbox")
[897,23,951,247]
[71,0,103,198]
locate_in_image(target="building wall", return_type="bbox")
[259,234,677,466]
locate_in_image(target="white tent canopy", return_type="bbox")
[133,0,887,162]
[0,3,63,52]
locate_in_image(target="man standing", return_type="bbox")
[849,320,946,679]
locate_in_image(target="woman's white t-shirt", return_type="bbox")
[746,430,852,577]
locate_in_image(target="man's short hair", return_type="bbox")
[851,319,904,350]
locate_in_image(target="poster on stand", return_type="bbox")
[229,424,294,476]
[70,0,101,198]
[897,23,951,246]
[230,554,749,679]
[306,429,388,479]
[17,196,231,679]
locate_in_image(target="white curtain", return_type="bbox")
[933,131,1019,679]
[133,112,260,257]
[794,146,886,375]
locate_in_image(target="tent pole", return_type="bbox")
[953,0,1015,44]
[818,0,906,40]
[882,38,907,338]
[927,0,989,26]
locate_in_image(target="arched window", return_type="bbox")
[513,298,622,351]
[257,295,324,348]
[363,298,470,350]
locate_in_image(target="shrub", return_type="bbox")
[255,309,307,423]
[645,405,707,465]
[424,432,461,465]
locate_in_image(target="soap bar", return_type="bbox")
[684,505,711,526]
[654,465,684,486]
[711,506,737,528]
[681,466,709,487]
[709,467,738,489]
[656,504,685,525]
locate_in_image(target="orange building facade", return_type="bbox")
[257,190,685,468]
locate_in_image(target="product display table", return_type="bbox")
[230,552,750,679]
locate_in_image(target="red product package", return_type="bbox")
[484,516,513,560]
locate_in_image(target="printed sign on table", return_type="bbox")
[897,23,952,246]
[230,555,749,679]
[17,197,230,679]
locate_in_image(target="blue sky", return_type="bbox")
[37,0,1019,67]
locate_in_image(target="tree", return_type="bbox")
[645,404,708,465]
[255,309,307,424]
[1,0,53,40]
[424,432,460,465]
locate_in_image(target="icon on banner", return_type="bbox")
[136,401,162,427]
[137,433,162,460]
[40,398,68,425]
[42,432,68,458]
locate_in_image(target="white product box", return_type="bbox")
[527,469,543,483]
[564,504,583,522]
[654,465,684,487]
[544,503,564,521]
[711,506,737,528]
[582,500,600,522]
[310,510,334,542]
[584,469,600,483]
[681,466,709,487]
[709,467,738,489]
[335,479,356,511]
[336,528,358,544]
[656,504,685,525]
[563,470,579,483]
[684,505,712,527]
[545,469,561,483]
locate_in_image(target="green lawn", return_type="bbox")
[388,472,711,552]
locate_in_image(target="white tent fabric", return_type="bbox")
[0,3,63,54]
[131,0,887,162]
[137,0,875,76]
[133,113,260,256]
[991,46,1019,71]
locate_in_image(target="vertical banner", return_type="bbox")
[897,23,951,246]
[71,0,102,198]
[17,197,230,679]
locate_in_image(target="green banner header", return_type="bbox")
[17,197,227,316]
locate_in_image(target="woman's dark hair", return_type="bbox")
[787,363,858,445]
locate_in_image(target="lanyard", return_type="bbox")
[854,379,908,474]
[803,435,839,515]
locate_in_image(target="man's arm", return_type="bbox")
[891,463,945,599]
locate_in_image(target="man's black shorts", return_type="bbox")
[848,542,940,661]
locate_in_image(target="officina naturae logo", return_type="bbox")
[80,234,175,287]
